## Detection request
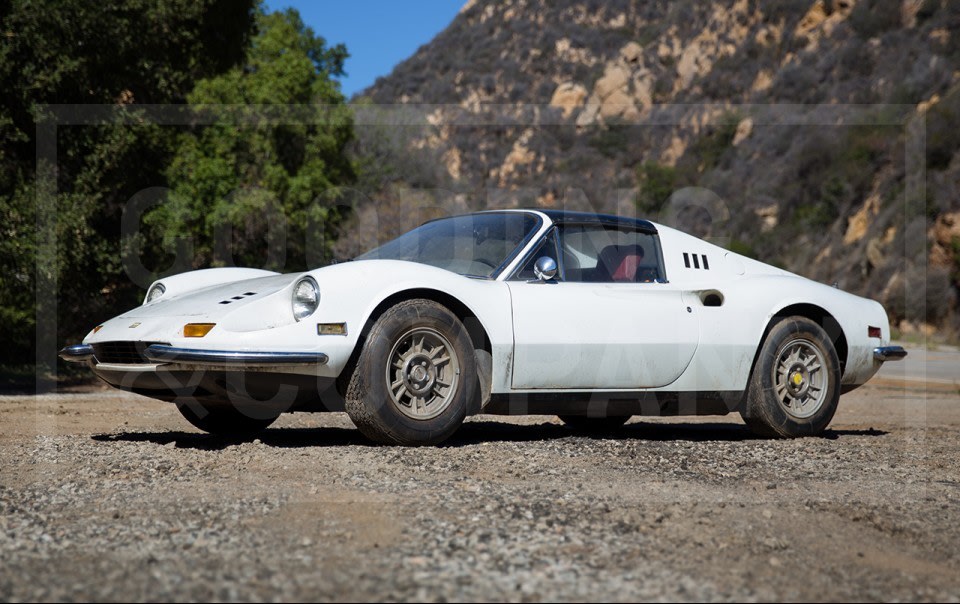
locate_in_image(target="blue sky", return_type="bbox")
[265,1,465,98]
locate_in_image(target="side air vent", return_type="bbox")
[683,253,710,270]
[699,290,724,307]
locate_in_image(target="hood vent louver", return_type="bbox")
[218,291,257,305]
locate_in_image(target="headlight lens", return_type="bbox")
[145,282,165,304]
[292,277,319,321]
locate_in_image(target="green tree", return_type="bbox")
[152,9,355,271]
[0,0,257,368]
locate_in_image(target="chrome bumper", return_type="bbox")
[59,344,94,362]
[873,346,908,362]
[143,344,328,367]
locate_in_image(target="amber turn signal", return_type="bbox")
[184,323,216,338]
[317,322,347,336]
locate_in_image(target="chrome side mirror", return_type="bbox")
[533,256,558,282]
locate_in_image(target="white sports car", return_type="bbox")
[61,210,906,445]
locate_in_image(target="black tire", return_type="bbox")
[176,401,279,438]
[740,316,841,438]
[344,299,477,446]
[558,415,631,432]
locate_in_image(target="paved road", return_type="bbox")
[877,342,959,386]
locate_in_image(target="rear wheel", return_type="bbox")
[558,415,631,432]
[741,316,841,438]
[176,401,279,438]
[345,299,476,446]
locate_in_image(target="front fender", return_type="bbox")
[303,260,513,379]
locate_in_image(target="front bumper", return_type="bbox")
[873,346,908,362]
[59,342,339,410]
[58,343,328,367]
[59,344,94,362]
[142,345,328,367]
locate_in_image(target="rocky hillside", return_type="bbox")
[350,0,960,336]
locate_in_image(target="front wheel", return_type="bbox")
[345,299,477,446]
[740,316,841,438]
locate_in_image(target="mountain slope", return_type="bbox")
[354,0,960,335]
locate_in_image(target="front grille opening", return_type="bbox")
[92,341,169,365]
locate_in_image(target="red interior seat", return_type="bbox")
[612,253,642,282]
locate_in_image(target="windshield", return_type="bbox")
[357,212,540,278]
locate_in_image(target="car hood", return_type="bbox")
[120,273,301,319]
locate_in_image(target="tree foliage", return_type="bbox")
[0,0,256,367]
[150,9,355,271]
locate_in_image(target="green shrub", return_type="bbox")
[687,111,740,171]
[588,124,630,158]
[916,0,939,22]
[794,199,839,229]
[634,24,659,47]
[951,236,960,285]
[727,238,757,259]
[759,0,816,24]
[636,162,678,214]
[926,86,960,170]
[653,75,674,103]
[849,0,902,37]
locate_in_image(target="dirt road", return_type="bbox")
[1,371,959,601]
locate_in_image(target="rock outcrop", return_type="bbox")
[360,0,960,334]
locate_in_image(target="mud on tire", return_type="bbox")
[741,316,841,438]
[344,299,477,446]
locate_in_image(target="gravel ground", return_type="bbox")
[1,381,959,602]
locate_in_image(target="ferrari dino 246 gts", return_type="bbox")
[61,210,906,445]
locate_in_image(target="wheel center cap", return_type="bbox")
[404,354,435,395]
[410,365,428,382]
[791,371,803,387]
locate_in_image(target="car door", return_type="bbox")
[507,224,699,390]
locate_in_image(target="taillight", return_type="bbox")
[868,326,881,338]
